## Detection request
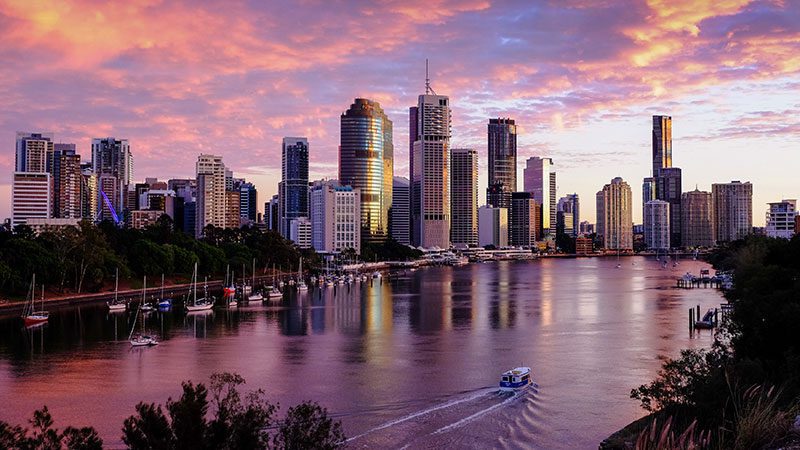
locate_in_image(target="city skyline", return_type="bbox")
[0,1,798,225]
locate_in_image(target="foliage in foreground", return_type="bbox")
[624,236,800,448]
[0,372,343,450]
[0,406,102,449]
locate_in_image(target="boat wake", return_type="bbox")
[347,385,537,447]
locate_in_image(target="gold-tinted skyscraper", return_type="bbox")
[652,115,672,175]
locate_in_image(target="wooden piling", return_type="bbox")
[689,308,694,332]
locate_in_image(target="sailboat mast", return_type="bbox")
[114,267,119,303]
[160,273,165,299]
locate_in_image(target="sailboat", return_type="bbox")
[130,276,158,346]
[223,264,236,299]
[297,257,308,291]
[186,262,214,312]
[226,270,238,308]
[241,263,251,295]
[140,275,154,312]
[157,273,172,311]
[107,268,126,311]
[262,264,280,303]
[248,259,263,302]
[22,274,49,326]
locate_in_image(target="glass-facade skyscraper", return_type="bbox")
[339,98,393,243]
[652,115,672,175]
[280,137,309,236]
[450,148,478,246]
[487,118,517,209]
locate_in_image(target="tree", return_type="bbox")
[0,407,102,449]
[275,401,345,450]
[122,402,175,450]
[167,382,208,450]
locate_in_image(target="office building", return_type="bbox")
[53,145,82,219]
[168,178,197,202]
[765,199,797,239]
[266,195,279,231]
[310,180,361,253]
[681,188,713,247]
[390,177,410,245]
[596,177,633,250]
[575,236,593,255]
[579,221,594,235]
[450,148,478,246]
[410,87,451,248]
[339,98,393,243]
[225,190,241,229]
[712,181,752,243]
[280,137,309,236]
[644,200,670,250]
[487,118,517,207]
[510,192,537,246]
[478,206,508,248]
[131,210,163,229]
[92,137,132,222]
[523,156,556,237]
[238,181,257,223]
[557,194,580,237]
[643,176,655,216]
[11,172,51,227]
[195,154,227,237]
[289,217,311,249]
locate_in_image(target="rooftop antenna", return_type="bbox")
[425,59,436,95]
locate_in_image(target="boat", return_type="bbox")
[372,271,382,279]
[499,367,533,392]
[297,258,308,291]
[107,268,126,311]
[247,260,262,302]
[129,278,158,347]
[154,273,172,311]
[695,309,716,329]
[185,263,214,312]
[22,274,49,326]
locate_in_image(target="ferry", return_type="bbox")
[499,367,533,392]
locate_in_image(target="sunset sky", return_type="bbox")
[1,0,798,224]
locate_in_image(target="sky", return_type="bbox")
[0,0,798,225]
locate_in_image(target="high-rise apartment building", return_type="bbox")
[652,115,672,175]
[410,91,451,248]
[765,199,797,239]
[557,194,580,237]
[523,156,556,237]
[280,137,309,237]
[339,99,393,244]
[642,176,655,215]
[478,206,508,248]
[309,180,361,253]
[510,192,537,246]
[81,164,98,220]
[655,167,682,247]
[237,181,257,223]
[596,177,633,250]
[390,177,410,245]
[92,137,132,223]
[487,118,517,208]
[289,217,312,249]
[712,181,752,243]
[681,188,713,247]
[195,154,226,237]
[15,132,54,173]
[450,148,478,246]
[266,195,279,232]
[644,200,670,250]
[54,148,82,219]
[225,190,241,229]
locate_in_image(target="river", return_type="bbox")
[0,257,723,449]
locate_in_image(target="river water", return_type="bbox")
[0,257,723,449]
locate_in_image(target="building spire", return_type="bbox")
[425,59,436,95]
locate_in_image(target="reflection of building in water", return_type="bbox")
[363,279,393,335]
[490,261,516,329]
[409,267,453,333]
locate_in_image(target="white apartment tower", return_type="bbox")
[310,180,361,253]
[12,132,54,227]
[596,177,633,250]
[195,154,227,237]
[765,199,797,239]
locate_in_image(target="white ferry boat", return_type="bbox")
[499,367,533,392]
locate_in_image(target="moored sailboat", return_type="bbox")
[185,262,214,312]
[22,274,49,327]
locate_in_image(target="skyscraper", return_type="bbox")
[487,118,517,208]
[450,148,478,246]
[309,180,361,253]
[12,132,54,227]
[237,181,257,223]
[15,132,54,173]
[596,177,633,251]
[712,181,752,243]
[195,154,226,237]
[339,99,393,243]
[656,167,682,247]
[557,193,580,237]
[644,200,670,250]
[478,206,508,248]
[410,86,451,248]
[92,137,132,223]
[280,137,309,237]
[523,156,556,237]
[390,177,410,245]
[652,115,672,175]
[54,145,82,219]
[510,192,537,246]
[681,188,713,248]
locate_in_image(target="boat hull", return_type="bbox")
[23,315,49,326]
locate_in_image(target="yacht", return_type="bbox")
[107,268,126,311]
[499,367,533,392]
[129,279,158,347]
[22,275,49,326]
[185,263,214,312]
